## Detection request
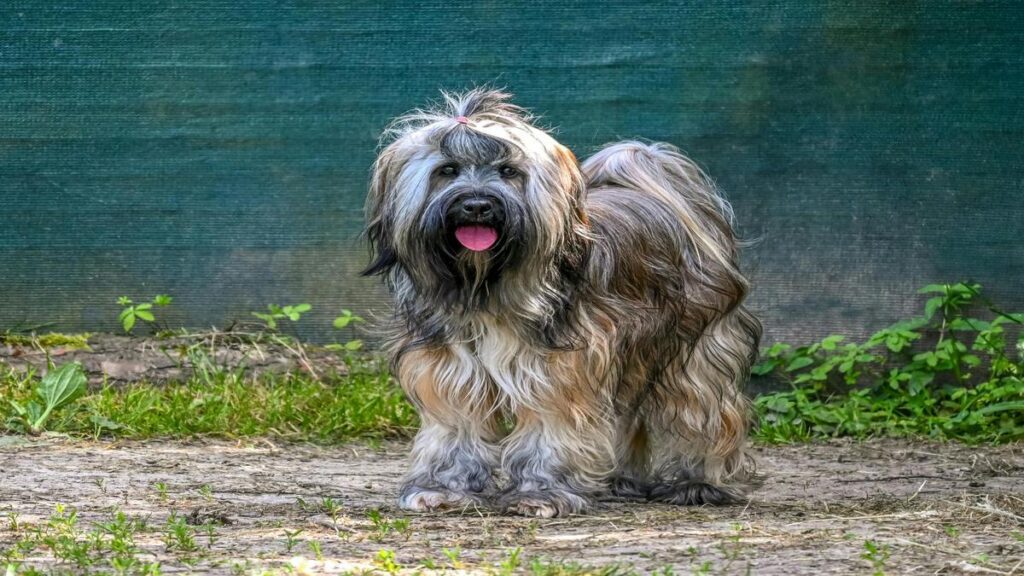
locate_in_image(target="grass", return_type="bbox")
[1,503,648,576]
[2,505,162,576]
[0,282,1020,445]
[0,360,417,443]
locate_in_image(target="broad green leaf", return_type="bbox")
[122,314,136,332]
[38,363,87,411]
[135,310,155,322]
[785,356,814,372]
[344,340,364,351]
[924,297,944,319]
[821,335,844,351]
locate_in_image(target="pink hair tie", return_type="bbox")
[454,116,469,125]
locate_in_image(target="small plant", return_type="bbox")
[6,512,20,533]
[7,363,86,435]
[163,514,198,553]
[198,484,213,501]
[327,309,366,352]
[861,539,891,576]
[307,540,323,560]
[497,547,523,575]
[332,309,364,330]
[365,509,411,542]
[153,482,169,503]
[282,529,303,553]
[375,549,401,575]
[320,497,343,520]
[117,295,173,334]
[442,546,463,570]
[201,522,218,549]
[318,497,345,533]
[251,303,311,331]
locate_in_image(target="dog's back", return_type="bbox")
[580,141,762,504]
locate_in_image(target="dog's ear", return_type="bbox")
[362,147,400,277]
[555,144,589,225]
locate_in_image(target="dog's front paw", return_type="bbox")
[499,489,591,518]
[398,486,481,512]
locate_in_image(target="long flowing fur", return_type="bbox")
[364,89,762,517]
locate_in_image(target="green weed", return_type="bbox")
[6,362,86,435]
[861,539,891,576]
[281,529,303,553]
[366,509,411,542]
[325,309,366,353]
[163,514,198,553]
[374,549,401,575]
[118,295,173,334]
[307,539,323,560]
[754,282,1024,443]
[251,303,311,331]
[2,504,160,576]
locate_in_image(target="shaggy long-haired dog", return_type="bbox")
[363,89,761,517]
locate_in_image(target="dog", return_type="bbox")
[363,89,761,517]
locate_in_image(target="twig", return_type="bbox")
[837,474,950,483]
[908,480,928,502]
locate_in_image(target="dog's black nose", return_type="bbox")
[460,197,493,217]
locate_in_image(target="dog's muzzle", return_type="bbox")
[448,194,505,252]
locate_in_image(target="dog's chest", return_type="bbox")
[459,317,548,406]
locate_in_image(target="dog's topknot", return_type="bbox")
[380,87,534,147]
[441,87,531,122]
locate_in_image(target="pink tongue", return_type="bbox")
[454,225,498,251]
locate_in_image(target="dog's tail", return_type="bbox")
[581,141,741,280]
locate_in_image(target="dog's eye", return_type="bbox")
[437,164,459,177]
[499,165,519,179]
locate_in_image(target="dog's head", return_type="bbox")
[363,89,588,311]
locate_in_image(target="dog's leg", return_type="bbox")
[609,420,651,499]
[499,409,615,518]
[648,309,760,505]
[395,347,500,512]
[496,346,620,519]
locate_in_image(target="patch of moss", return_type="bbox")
[0,332,93,350]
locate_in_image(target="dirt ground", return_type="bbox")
[1,437,1021,575]
[0,333,352,384]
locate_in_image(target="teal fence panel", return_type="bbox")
[2,2,1021,344]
